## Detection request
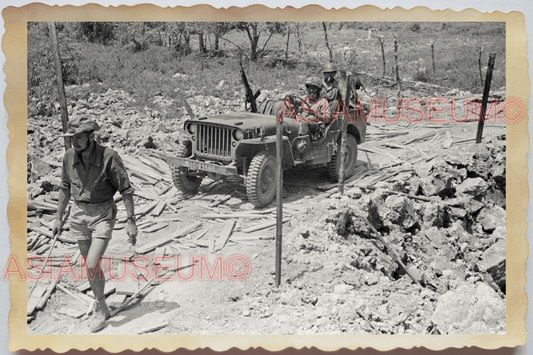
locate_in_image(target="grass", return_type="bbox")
[28,21,505,118]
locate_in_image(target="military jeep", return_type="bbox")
[167,103,366,207]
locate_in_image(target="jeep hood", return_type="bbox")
[188,111,300,136]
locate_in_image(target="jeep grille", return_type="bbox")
[196,125,233,158]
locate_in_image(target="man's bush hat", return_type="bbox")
[61,115,101,137]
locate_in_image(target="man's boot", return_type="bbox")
[89,297,111,333]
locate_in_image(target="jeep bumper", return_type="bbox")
[167,157,239,176]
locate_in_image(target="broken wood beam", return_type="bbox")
[361,217,421,286]
[134,222,202,254]
[215,220,236,251]
[240,218,290,233]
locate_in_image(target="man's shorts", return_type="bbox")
[70,199,117,241]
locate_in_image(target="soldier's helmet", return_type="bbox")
[321,62,339,73]
[305,76,322,89]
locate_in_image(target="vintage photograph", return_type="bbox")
[24,20,508,337]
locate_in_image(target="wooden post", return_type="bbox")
[48,22,70,150]
[478,47,484,87]
[338,73,352,195]
[476,53,496,144]
[430,39,436,83]
[394,35,401,97]
[322,22,333,62]
[275,111,283,287]
[377,36,386,77]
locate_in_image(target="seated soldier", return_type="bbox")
[298,76,332,140]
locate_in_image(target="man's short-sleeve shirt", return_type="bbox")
[61,141,134,203]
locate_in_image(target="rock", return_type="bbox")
[364,273,380,286]
[384,195,418,230]
[424,228,447,248]
[420,174,454,197]
[432,282,505,334]
[476,206,506,232]
[333,284,353,294]
[484,188,506,208]
[456,178,489,197]
[366,198,384,230]
[422,203,450,228]
[478,238,506,291]
[491,163,506,182]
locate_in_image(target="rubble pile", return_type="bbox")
[251,136,507,335]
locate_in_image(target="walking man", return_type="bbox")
[52,115,138,333]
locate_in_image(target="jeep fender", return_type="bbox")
[235,136,295,170]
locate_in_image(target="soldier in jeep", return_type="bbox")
[298,76,331,140]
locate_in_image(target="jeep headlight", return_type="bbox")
[233,129,244,141]
[186,123,197,134]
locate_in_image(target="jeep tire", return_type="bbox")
[172,141,203,195]
[327,134,358,182]
[246,151,277,208]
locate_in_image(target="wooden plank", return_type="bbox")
[57,283,90,307]
[215,220,236,252]
[115,277,139,296]
[151,201,167,217]
[27,225,77,244]
[107,293,127,310]
[241,218,290,233]
[134,190,161,201]
[141,222,169,233]
[134,222,202,254]
[230,235,275,241]
[137,321,168,334]
[56,308,85,319]
[201,213,271,219]
[27,282,48,315]
[87,282,117,298]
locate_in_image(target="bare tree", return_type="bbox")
[322,22,333,61]
[234,22,284,61]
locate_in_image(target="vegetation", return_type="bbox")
[28,21,505,117]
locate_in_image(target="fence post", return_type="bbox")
[338,73,352,195]
[478,47,484,87]
[476,52,496,144]
[275,110,284,287]
[430,39,436,83]
[47,22,70,150]
[394,35,401,97]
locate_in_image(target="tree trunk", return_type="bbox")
[198,32,206,55]
[378,36,386,77]
[215,34,219,51]
[285,27,290,59]
[294,24,304,54]
[322,22,333,61]
[250,37,259,61]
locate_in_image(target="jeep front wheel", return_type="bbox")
[171,141,203,195]
[327,134,358,182]
[246,151,277,208]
